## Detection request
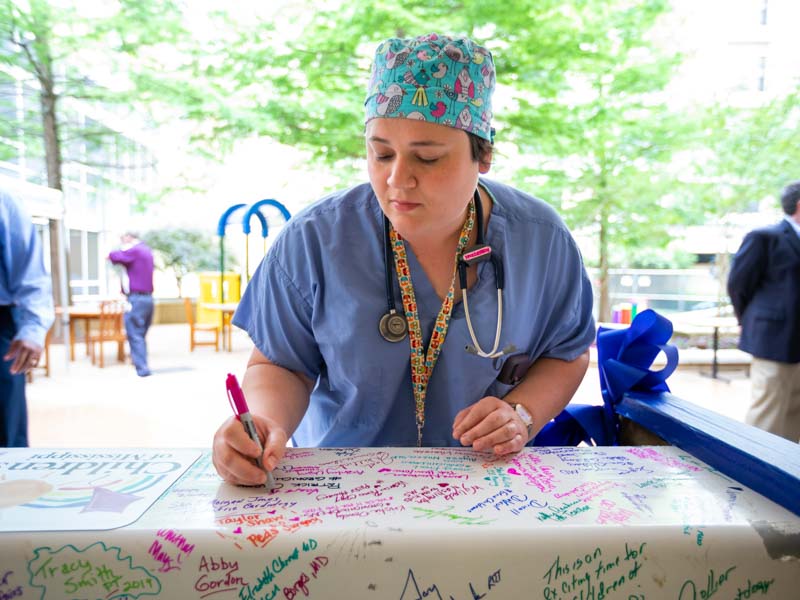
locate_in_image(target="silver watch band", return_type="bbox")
[509,402,534,440]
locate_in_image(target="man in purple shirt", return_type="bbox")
[109,232,155,377]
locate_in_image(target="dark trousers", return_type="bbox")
[0,306,27,446]
[125,294,154,373]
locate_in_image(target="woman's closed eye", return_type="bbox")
[373,154,441,164]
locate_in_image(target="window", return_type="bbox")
[87,232,99,280]
[68,229,82,276]
[68,228,102,300]
[729,47,769,93]
[33,220,51,273]
[757,56,767,92]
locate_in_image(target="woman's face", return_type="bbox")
[366,118,490,241]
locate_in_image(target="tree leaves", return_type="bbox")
[142,228,235,296]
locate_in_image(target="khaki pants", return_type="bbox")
[746,357,800,442]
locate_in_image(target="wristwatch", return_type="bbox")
[509,402,534,440]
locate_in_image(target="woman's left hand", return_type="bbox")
[452,396,528,455]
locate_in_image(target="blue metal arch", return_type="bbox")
[242,199,291,235]
[241,199,291,282]
[243,211,269,238]
[217,203,247,237]
[217,200,293,296]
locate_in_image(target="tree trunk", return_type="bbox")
[598,213,610,323]
[47,220,62,305]
[40,58,68,307]
[594,91,611,324]
[714,251,731,315]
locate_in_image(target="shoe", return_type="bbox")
[136,368,152,377]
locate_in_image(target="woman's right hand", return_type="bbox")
[212,415,288,486]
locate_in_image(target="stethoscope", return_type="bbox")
[378,189,517,360]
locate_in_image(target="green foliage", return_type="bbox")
[623,247,696,270]
[506,1,695,318]
[0,0,189,191]
[162,0,601,169]
[692,89,800,214]
[142,228,235,296]
[3,0,797,321]
[183,0,688,319]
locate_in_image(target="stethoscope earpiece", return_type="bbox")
[379,310,408,342]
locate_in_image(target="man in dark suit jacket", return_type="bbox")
[727,180,800,442]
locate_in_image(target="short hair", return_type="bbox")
[781,181,800,215]
[468,132,493,165]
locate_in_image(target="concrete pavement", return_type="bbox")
[25,323,753,448]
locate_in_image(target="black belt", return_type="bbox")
[127,292,152,296]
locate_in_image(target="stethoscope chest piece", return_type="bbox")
[379,310,408,342]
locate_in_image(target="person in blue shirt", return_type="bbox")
[213,33,595,485]
[0,186,55,447]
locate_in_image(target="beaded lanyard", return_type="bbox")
[389,200,476,446]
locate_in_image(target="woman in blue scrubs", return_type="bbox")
[213,33,596,485]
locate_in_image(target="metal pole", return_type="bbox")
[58,216,70,370]
[245,234,250,285]
[219,236,225,303]
[711,326,719,379]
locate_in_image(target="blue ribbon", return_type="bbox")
[533,309,679,446]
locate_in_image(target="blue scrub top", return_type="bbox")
[233,179,596,447]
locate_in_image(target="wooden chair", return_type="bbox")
[25,325,53,383]
[183,297,220,352]
[88,300,127,368]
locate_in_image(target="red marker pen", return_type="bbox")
[226,373,275,489]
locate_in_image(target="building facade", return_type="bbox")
[0,63,155,303]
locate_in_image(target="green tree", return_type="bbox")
[505,1,696,320]
[157,0,597,171]
[681,87,800,311]
[696,89,800,214]
[142,228,234,297]
[0,0,188,299]
[193,0,686,320]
